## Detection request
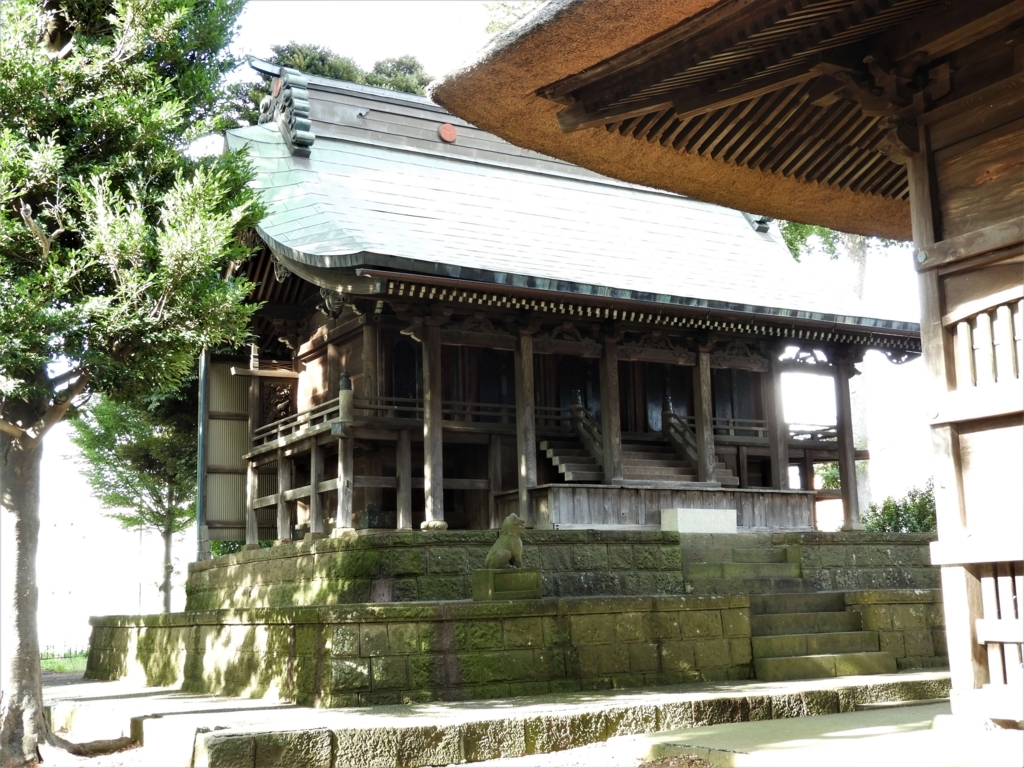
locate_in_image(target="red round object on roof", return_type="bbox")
[272,78,282,98]
[438,123,457,143]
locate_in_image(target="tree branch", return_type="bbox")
[0,418,27,439]
[24,372,92,447]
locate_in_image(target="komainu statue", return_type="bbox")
[484,513,525,569]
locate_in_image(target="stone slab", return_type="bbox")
[662,508,738,534]
[471,569,543,601]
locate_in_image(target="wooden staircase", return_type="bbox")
[539,438,603,482]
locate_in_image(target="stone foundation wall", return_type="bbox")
[88,595,753,707]
[844,589,947,670]
[185,530,698,611]
[774,532,939,591]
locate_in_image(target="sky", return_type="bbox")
[33,1,932,650]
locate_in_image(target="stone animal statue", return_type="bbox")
[484,513,525,569]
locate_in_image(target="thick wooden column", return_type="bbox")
[692,348,716,483]
[422,321,445,528]
[362,320,378,399]
[737,446,749,489]
[396,429,412,530]
[833,360,860,530]
[599,337,623,483]
[309,438,324,537]
[801,450,815,491]
[276,450,292,541]
[336,436,353,529]
[907,147,987,696]
[488,433,502,528]
[514,330,537,523]
[764,360,789,489]
[244,461,259,548]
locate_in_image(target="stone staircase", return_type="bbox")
[540,436,738,484]
[750,592,898,682]
[682,534,811,595]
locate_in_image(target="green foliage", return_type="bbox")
[210,539,274,557]
[862,480,936,533]
[485,1,541,34]
[0,0,262,424]
[40,649,89,674]
[232,43,433,126]
[816,461,842,490]
[778,220,843,261]
[68,394,196,535]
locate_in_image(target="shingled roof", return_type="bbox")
[225,59,919,338]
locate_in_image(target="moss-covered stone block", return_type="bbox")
[534,649,566,681]
[628,642,659,673]
[857,604,892,631]
[359,624,389,656]
[318,549,382,580]
[644,611,681,640]
[878,630,906,657]
[819,545,847,567]
[892,604,928,630]
[659,546,682,570]
[729,638,752,666]
[408,654,444,689]
[722,609,750,638]
[510,681,551,697]
[387,622,420,654]
[540,546,573,571]
[455,620,503,651]
[634,546,659,570]
[542,616,571,647]
[328,625,359,657]
[597,644,630,675]
[418,575,467,601]
[371,656,409,690]
[680,610,723,638]
[572,545,608,571]
[694,638,731,668]
[570,613,617,646]
[615,612,644,643]
[387,548,426,577]
[660,640,696,673]
[904,629,935,657]
[331,658,371,692]
[503,617,544,648]
[426,547,468,575]
[194,733,254,768]
[607,546,634,570]
[295,625,318,657]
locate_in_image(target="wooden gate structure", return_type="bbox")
[433,0,1024,725]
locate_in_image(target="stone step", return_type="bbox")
[751,611,863,637]
[731,547,787,563]
[754,651,898,682]
[749,592,846,616]
[683,562,801,579]
[679,532,774,549]
[686,576,816,596]
[752,631,880,659]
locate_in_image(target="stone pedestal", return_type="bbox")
[661,508,737,534]
[471,569,542,601]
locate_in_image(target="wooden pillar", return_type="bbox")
[764,360,789,489]
[245,461,259,548]
[692,349,716,483]
[309,438,324,536]
[362,320,378,399]
[276,450,292,541]
[514,330,537,523]
[801,450,815,491]
[396,429,412,530]
[834,360,860,530]
[336,436,353,529]
[422,321,445,527]
[906,147,987,696]
[600,337,623,483]
[737,445,749,489]
[488,433,502,528]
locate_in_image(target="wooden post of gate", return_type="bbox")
[396,429,412,530]
[600,335,623,483]
[276,450,292,542]
[834,357,861,530]
[422,320,445,528]
[693,346,716,483]
[514,329,537,523]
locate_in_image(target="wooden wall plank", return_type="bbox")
[980,564,1007,685]
[996,562,1023,687]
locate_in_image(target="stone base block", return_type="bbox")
[471,569,542,601]
[662,508,737,534]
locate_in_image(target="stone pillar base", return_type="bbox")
[471,569,542,601]
[420,519,448,531]
[303,532,327,542]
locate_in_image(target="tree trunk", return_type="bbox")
[0,427,46,767]
[160,527,172,614]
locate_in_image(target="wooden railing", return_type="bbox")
[535,405,572,431]
[712,417,769,438]
[252,397,343,448]
[662,410,698,464]
[569,399,604,468]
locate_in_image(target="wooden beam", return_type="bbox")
[309,438,324,535]
[245,461,259,548]
[397,429,412,530]
[764,361,789,490]
[488,433,502,528]
[422,321,445,526]
[915,218,1024,272]
[600,336,624,483]
[693,349,717,483]
[362,320,378,398]
[834,360,860,530]
[276,450,292,541]
[514,330,538,523]
[930,538,1024,567]
[929,380,1024,425]
[337,436,353,528]
[880,0,1024,69]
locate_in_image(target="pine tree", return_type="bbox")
[0,0,261,763]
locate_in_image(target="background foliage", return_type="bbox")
[861,480,936,533]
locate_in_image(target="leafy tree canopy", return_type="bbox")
[232,43,432,126]
[485,1,541,34]
[862,480,936,533]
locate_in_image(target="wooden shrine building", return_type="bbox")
[198,57,921,549]
[430,0,1024,726]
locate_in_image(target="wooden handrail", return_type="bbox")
[663,410,699,464]
[569,403,604,468]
